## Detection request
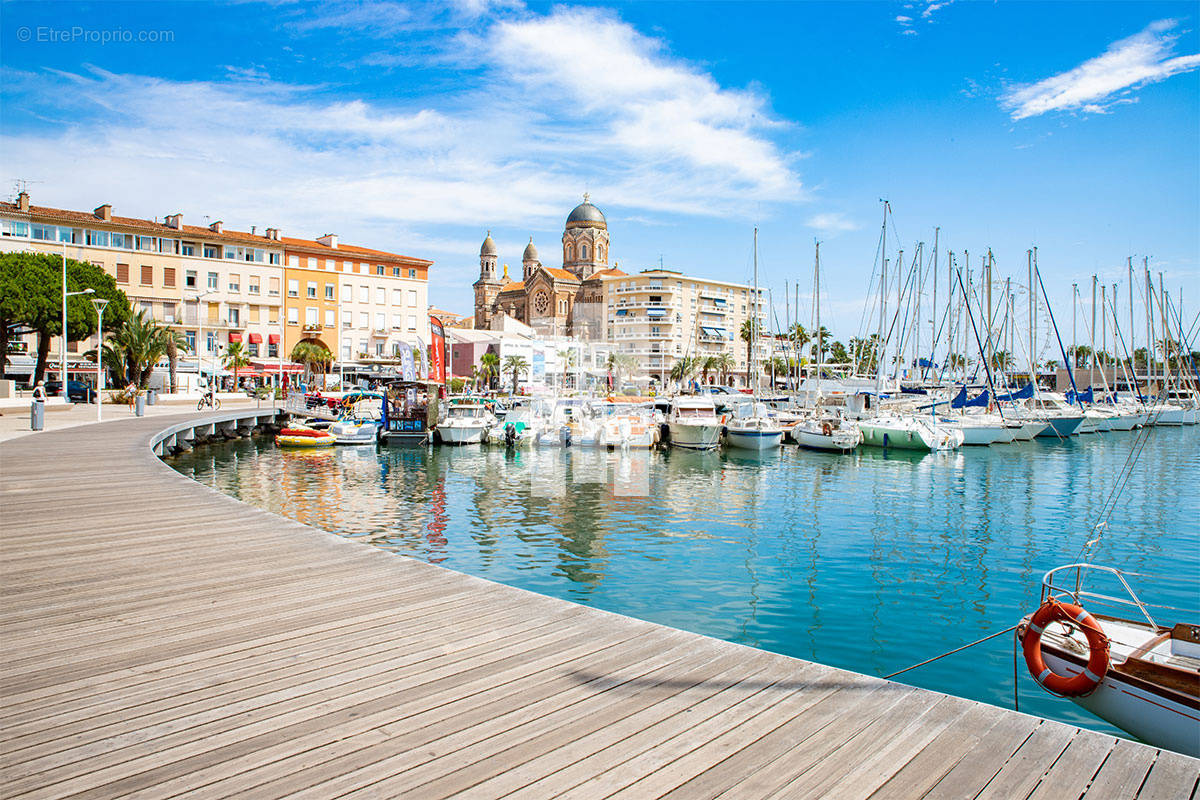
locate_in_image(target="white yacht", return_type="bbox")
[859,414,964,451]
[724,400,784,451]
[668,396,723,450]
[791,414,861,452]
[436,402,494,445]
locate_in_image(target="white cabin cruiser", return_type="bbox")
[668,396,723,451]
[791,414,861,452]
[724,401,784,451]
[436,402,494,445]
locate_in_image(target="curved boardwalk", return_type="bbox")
[1,412,1196,799]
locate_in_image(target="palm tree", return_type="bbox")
[809,326,831,361]
[478,351,500,389]
[105,310,182,388]
[222,341,251,388]
[558,348,576,390]
[290,340,333,388]
[606,352,640,387]
[740,318,760,387]
[788,323,809,353]
[503,355,529,395]
[946,353,966,371]
[668,354,700,385]
[164,332,191,394]
[700,355,719,385]
[713,352,735,385]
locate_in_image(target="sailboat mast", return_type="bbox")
[1033,247,1039,378]
[1090,276,1098,389]
[985,250,993,374]
[1128,256,1135,387]
[752,226,758,393]
[877,202,887,394]
[815,240,822,373]
[1072,283,1078,378]
[931,228,939,379]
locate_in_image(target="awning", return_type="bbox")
[248,333,263,344]
[616,309,628,316]
[268,334,280,344]
[701,326,727,338]
[646,308,667,318]
[228,333,243,343]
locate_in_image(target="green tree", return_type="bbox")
[0,252,129,383]
[787,323,810,354]
[503,355,529,395]
[606,352,639,386]
[106,310,182,388]
[222,341,251,387]
[827,340,850,364]
[713,352,735,385]
[740,318,760,388]
[290,340,333,388]
[558,348,576,390]
[478,351,500,389]
[669,354,700,384]
[700,355,720,384]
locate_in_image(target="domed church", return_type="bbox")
[472,195,627,337]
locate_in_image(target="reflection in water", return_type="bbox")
[170,427,1200,739]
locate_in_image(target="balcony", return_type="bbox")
[613,285,674,294]
[302,323,323,333]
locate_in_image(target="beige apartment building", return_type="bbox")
[601,268,766,386]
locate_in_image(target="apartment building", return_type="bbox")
[602,268,766,386]
[0,193,286,376]
[281,235,432,370]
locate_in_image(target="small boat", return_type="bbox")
[1019,564,1199,757]
[791,415,861,452]
[596,402,659,449]
[486,407,537,447]
[667,396,723,451]
[858,414,963,451]
[275,425,336,447]
[724,400,784,451]
[328,392,383,445]
[436,402,494,445]
[379,380,438,446]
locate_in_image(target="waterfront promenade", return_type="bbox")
[1,411,1196,798]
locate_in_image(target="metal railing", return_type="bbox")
[1039,563,1191,629]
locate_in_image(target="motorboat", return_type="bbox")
[596,402,659,449]
[1019,564,1198,757]
[667,396,723,451]
[328,392,383,445]
[790,414,860,452]
[486,407,538,447]
[436,402,494,445]
[379,380,438,446]
[535,398,598,447]
[724,400,784,451]
[858,414,964,451]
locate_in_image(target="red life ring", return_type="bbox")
[1022,599,1109,697]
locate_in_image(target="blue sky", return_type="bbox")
[2,0,1197,353]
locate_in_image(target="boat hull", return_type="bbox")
[1036,415,1083,437]
[276,434,336,447]
[437,424,486,444]
[669,422,722,450]
[725,428,783,450]
[792,427,859,452]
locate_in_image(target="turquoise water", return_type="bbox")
[170,427,1200,738]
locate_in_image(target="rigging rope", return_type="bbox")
[882,624,1019,679]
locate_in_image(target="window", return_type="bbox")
[287,279,299,297]
[140,265,153,285]
[359,311,369,328]
[86,230,109,247]
[228,307,240,325]
[343,283,352,299]
[139,301,154,318]
[304,307,318,326]
[224,247,236,260]
[184,330,196,351]
[409,268,416,278]
[407,315,417,331]
[204,244,219,259]
[342,311,352,328]
[248,343,259,357]
[392,266,401,277]
[269,252,280,265]
[375,312,386,330]
[287,255,299,267]
[391,289,403,305]
[375,265,384,276]
[325,309,336,327]
[207,272,218,290]
[375,288,385,305]
[268,277,280,296]
[136,236,156,252]
[376,342,384,356]
[325,259,335,270]
[581,244,588,259]
[325,284,335,300]
[306,281,317,298]
[267,343,278,357]
[248,276,260,294]
[307,257,317,268]
[359,339,368,354]
[287,307,299,324]
[358,286,368,303]
[249,305,259,322]
[159,238,176,254]
[0,219,30,237]
[229,274,240,293]
[206,331,217,353]
[342,344,352,360]
[163,267,176,288]
[392,313,403,329]
[408,289,417,306]
[181,243,194,256]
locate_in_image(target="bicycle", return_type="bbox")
[197,393,221,411]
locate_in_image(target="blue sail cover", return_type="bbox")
[950,386,990,408]
[994,383,1034,402]
[900,386,928,395]
[1066,387,1095,404]
[917,358,938,369]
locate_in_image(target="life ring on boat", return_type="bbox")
[821,421,833,436]
[1022,599,1109,697]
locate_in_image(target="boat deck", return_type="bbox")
[2,411,1197,799]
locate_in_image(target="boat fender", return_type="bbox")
[1022,599,1109,697]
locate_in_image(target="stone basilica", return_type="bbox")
[473,195,626,337]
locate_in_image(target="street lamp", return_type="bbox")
[190,290,217,389]
[90,297,109,421]
[61,284,95,397]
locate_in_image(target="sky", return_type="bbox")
[2,0,1198,355]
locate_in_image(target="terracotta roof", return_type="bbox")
[543,268,580,282]
[590,268,627,278]
[280,236,432,266]
[496,280,525,293]
[0,201,277,247]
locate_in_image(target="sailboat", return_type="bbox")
[725,228,784,451]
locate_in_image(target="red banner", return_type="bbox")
[429,315,446,384]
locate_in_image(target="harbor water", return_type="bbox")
[170,426,1200,739]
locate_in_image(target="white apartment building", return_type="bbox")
[603,269,767,386]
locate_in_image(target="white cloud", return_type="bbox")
[921,1,952,20]
[0,5,800,256]
[1001,19,1200,120]
[806,213,861,234]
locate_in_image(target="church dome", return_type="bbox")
[523,237,538,261]
[480,231,497,257]
[566,195,606,229]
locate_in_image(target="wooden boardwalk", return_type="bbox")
[1,411,1196,799]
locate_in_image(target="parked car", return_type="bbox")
[42,380,96,403]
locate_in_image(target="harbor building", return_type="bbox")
[0,193,286,385]
[280,236,432,374]
[472,196,766,388]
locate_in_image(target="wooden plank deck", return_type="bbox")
[1,411,1196,799]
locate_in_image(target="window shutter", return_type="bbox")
[140,265,153,285]
[163,267,176,287]
[116,263,129,283]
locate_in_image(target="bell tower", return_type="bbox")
[473,231,502,328]
[562,193,609,280]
